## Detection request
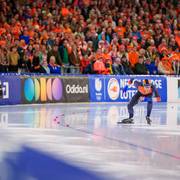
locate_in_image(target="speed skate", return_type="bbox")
[117,118,134,124]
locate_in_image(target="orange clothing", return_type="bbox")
[61,7,70,16]
[80,58,90,72]
[63,28,72,34]
[138,86,152,95]
[161,56,170,62]
[141,31,151,40]
[93,60,106,73]
[114,26,126,37]
[128,51,139,67]
[4,23,10,30]
[27,30,35,38]
[0,28,6,36]
[52,28,62,33]
[175,35,180,48]
[162,62,174,73]
[95,53,103,60]
[158,44,168,53]
[67,45,72,54]
[83,0,90,5]
[40,32,49,42]
[169,52,180,62]
[102,53,112,63]
[11,26,21,38]
[163,28,171,35]
[31,8,36,16]
[0,40,6,46]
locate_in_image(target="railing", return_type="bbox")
[61,66,81,75]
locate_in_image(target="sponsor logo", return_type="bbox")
[66,84,88,94]
[107,78,120,100]
[95,78,102,92]
[0,81,9,99]
[24,78,63,102]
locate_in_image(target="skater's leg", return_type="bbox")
[128,92,141,118]
[146,96,153,125]
[147,100,153,117]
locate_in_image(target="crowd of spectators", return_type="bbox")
[0,0,179,75]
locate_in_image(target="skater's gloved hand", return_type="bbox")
[122,85,128,93]
[155,97,161,102]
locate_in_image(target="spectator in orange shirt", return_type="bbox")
[93,56,106,74]
[128,46,139,68]
[114,20,126,38]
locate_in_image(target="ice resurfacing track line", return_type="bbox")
[58,121,180,161]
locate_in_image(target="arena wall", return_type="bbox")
[0,74,179,105]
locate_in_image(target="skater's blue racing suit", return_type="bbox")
[123,79,161,119]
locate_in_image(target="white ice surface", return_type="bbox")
[0,102,180,180]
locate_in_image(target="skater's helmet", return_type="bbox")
[143,79,151,86]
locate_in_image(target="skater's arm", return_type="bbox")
[128,78,142,88]
[152,84,161,101]
[123,79,141,93]
[152,84,159,97]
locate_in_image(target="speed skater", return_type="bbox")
[117,79,161,125]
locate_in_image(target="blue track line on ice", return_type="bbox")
[61,124,180,161]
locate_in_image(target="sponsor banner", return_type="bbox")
[62,77,89,102]
[0,76,21,105]
[105,76,167,102]
[89,76,105,102]
[22,77,64,103]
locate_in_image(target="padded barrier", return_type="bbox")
[0,74,179,105]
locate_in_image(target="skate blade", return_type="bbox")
[117,121,134,124]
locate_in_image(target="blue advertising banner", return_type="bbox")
[105,76,167,102]
[89,76,106,102]
[89,75,167,102]
[0,76,21,105]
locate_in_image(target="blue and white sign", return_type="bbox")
[89,76,105,102]
[89,75,167,102]
[0,76,21,105]
[117,76,167,102]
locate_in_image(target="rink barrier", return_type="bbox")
[0,74,179,105]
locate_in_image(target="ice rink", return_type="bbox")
[0,102,180,180]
